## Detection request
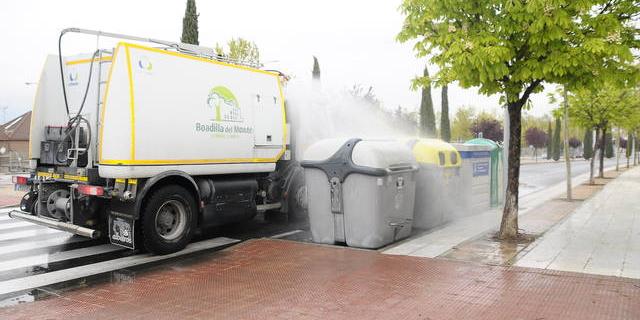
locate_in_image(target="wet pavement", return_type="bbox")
[516,166,640,278]
[440,169,623,266]
[1,239,638,320]
[383,165,618,259]
[0,207,311,307]
[0,162,632,317]
[0,174,23,207]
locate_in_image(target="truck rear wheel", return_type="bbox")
[141,185,197,254]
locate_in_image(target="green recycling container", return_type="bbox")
[465,138,503,207]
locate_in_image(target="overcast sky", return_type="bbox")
[0,0,556,123]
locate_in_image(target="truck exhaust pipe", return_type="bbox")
[8,210,101,239]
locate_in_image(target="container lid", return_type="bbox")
[465,138,501,150]
[302,138,352,162]
[301,138,417,181]
[408,138,461,168]
[351,140,416,170]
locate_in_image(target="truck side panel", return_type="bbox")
[98,42,286,178]
[99,44,132,163]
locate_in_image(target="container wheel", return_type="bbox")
[140,185,197,254]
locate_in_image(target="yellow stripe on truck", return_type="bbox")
[124,46,136,161]
[36,172,88,182]
[98,44,121,163]
[63,174,89,182]
[65,56,112,66]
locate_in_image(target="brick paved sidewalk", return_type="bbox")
[1,239,638,320]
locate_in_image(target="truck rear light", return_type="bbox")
[12,176,28,185]
[77,184,104,196]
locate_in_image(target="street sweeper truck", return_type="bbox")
[10,28,305,254]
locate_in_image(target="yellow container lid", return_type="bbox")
[409,138,461,168]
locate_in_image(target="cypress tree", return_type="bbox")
[552,117,561,161]
[605,132,614,158]
[583,129,593,159]
[312,56,320,80]
[420,66,436,137]
[181,0,199,45]
[546,121,553,160]
[440,85,451,142]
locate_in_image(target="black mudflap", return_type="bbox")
[109,213,135,249]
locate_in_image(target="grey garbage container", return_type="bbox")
[452,143,493,216]
[301,138,418,249]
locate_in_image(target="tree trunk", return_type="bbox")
[615,127,620,171]
[440,85,451,142]
[599,127,606,178]
[589,128,597,184]
[563,87,572,200]
[633,133,637,166]
[499,102,523,239]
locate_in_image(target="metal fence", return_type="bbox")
[0,151,29,173]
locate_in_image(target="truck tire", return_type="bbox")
[19,190,38,214]
[286,173,308,222]
[140,185,197,254]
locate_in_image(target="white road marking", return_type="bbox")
[0,228,63,242]
[0,244,124,273]
[0,234,88,256]
[0,221,34,231]
[270,230,303,239]
[0,208,18,221]
[0,237,240,295]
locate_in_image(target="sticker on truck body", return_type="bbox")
[109,214,135,249]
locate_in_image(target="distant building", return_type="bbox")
[0,111,31,172]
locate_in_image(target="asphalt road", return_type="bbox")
[519,157,618,197]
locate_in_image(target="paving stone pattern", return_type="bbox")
[1,239,638,320]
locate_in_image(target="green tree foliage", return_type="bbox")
[552,117,562,161]
[418,66,436,137]
[215,38,260,66]
[349,84,382,109]
[583,129,594,159]
[619,88,640,138]
[398,0,639,239]
[570,83,636,177]
[546,121,553,160]
[605,132,614,158]
[181,0,199,45]
[451,106,475,141]
[440,85,451,142]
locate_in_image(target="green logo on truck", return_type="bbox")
[206,86,243,122]
[137,56,153,73]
